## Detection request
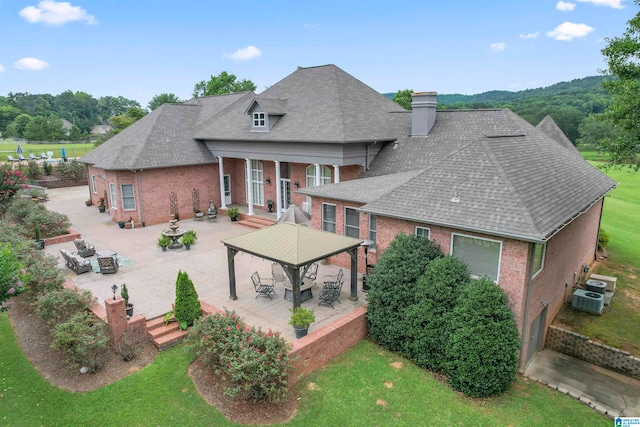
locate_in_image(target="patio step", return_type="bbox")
[237,215,275,229]
[146,317,188,350]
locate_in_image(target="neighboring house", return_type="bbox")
[79,65,616,370]
[61,119,73,137]
[90,124,114,135]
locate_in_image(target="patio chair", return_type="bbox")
[319,272,343,309]
[97,255,119,274]
[40,152,48,160]
[6,155,18,163]
[59,249,92,275]
[207,202,217,220]
[304,262,319,282]
[18,154,26,162]
[73,239,96,258]
[28,153,38,161]
[251,271,275,299]
[272,263,288,287]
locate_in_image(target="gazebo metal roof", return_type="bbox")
[222,222,363,307]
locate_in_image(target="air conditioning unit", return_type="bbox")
[585,279,607,295]
[572,289,604,315]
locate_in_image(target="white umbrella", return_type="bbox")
[277,204,311,227]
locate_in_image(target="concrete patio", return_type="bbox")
[44,186,368,342]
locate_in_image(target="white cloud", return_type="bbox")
[576,0,625,8]
[0,65,5,72]
[19,1,97,26]
[519,31,540,39]
[490,42,506,52]
[14,57,49,70]
[303,23,322,29]
[546,22,594,40]
[229,46,261,60]
[556,1,576,11]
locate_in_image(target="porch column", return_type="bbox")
[227,247,238,300]
[315,163,321,187]
[275,160,282,220]
[333,165,340,183]
[245,158,254,215]
[348,247,358,301]
[218,156,227,209]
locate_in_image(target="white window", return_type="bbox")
[245,160,264,206]
[306,165,331,207]
[322,203,336,233]
[344,207,359,238]
[532,243,546,277]
[121,184,136,210]
[415,226,430,239]
[451,234,502,282]
[253,112,265,127]
[109,183,117,209]
[91,175,97,193]
[368,214,377,250]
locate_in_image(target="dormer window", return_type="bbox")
[253,112,265,127]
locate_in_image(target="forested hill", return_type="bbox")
[383,75,611,143]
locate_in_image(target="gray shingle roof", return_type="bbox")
[246,98,288,115]
[79,93,252,170]
[536,115,579,154]
[194,64,406,143]
[302,109,616,242]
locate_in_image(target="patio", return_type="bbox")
[43,186,368,342]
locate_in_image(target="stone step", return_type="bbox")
[148,321,180,340]
[153,328,188,350]
[238,216,275,229]
[146,316,168,331]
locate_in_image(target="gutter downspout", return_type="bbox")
[519,242,537,370]
[594,198,605,262]
[136,171,145,227]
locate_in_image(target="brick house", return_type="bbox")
[79,64,616,369]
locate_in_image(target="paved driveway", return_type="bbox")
[44,186,367,341]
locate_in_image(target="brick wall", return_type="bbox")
[44,228,81,245]
[288,306,368,386]
[36,178,87,188]
[546,325,640,379]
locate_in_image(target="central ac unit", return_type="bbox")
[585,279,607,295]
[572,289,604,315]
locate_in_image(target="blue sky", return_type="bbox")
[0,0,634,108]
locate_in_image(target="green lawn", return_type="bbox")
[0,315,608,426]
[0,139,94,160]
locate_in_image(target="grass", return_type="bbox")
[0,316,608,426]
[554,160,640,355]
[0,139,94,160]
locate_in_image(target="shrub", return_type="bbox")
[55,160,87,180]
[7,198,46,224]
[186,309,291,402]
[0,167,26,219]
[118,327,148,362]
[22,208,71,238]
[26,160,41,180]
[174,270,201,328]
[405,256,470,372]
[42,161,52,176]
[366,233,444,353]
[34,288,93,326]
[598,228,609,249]
[51,312,109,373]
[446,277,520,398]
[0,243,27,310]
[181,230,196,246]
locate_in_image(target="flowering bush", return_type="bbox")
[34,288,94,326]
[51,312,108,373]
[0,243,27,310]
[186,309,291,402]
[7,197,71,239]
[0,167,26,220]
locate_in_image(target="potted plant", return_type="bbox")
[85,199,92,207]
[267,199,274,212]
[288,307,316,339]
[227,206,240,222]
[181,230,197,250]
[34,226,45,250]
[158,234,171,251]
[118,220,126,229]
[121,283,134,317]
[98,197,106,213]
[192,188,204,219]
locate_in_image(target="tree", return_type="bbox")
[6,114,32,138]
[192,71,256,97]
[23,114,64,141]
[148,93,182,111]
[599,0,640,169]
[0,105,21,133]
[577,114,621,148]
[97,96,141,120]
[109,106,147,133]
[392,89,413,110]
[174,270,201,328]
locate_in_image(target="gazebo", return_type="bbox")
[222,222,363,308]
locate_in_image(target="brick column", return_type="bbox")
[105,296,127,348]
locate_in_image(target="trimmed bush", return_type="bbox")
[0,243,27,309]
[405,256,471,372]
[598,228,609,249]
[446,277,520,398]
[174,270,201,328]
[34,288,94,326]
[186,309,291,402]
[366,233,444,353]
[51,312,108,373]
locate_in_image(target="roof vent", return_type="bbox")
[450,191,460,203]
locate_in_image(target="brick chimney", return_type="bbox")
[411,92,437,136]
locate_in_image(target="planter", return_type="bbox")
[85,200,92,207]
[126,303,134,317]
[34,239,45,250]
[161,246,167,252]
[184,244,191,251]
[118,221,126,229]
[98,206,106,213]
[293,326,309,339]
[230,217,238,222]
